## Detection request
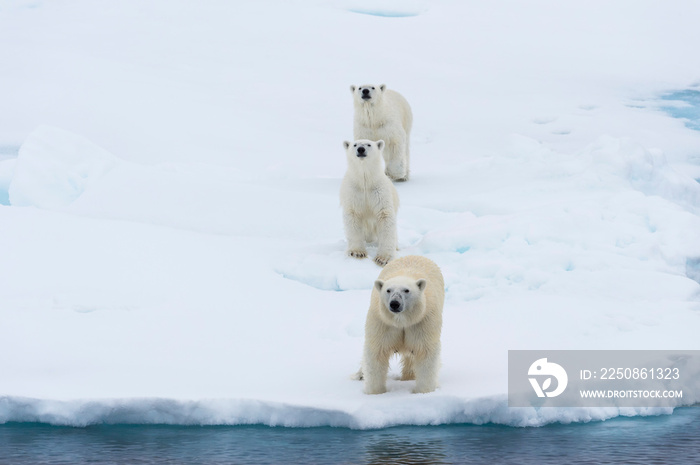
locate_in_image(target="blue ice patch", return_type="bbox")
[348,8,421,17]
[659,89,700,131]
[686,257,700,284]
[0,146,18,206]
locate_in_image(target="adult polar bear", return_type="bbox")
[340,139,399,267]
[359,255,444,394]
[351,84,413,182]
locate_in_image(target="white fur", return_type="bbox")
[360,255,445,394]
[350,84,413,181]
[340,139,399,267]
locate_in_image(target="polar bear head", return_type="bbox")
[350,84,387,104]
[374,276,427,326]
[343,139,385,170]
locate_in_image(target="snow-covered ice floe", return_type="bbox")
[0,395,682,429]
[8,126,118,209]
[2,0,700,428]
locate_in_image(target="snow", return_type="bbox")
[1,0,700,428]
[9,126,118,209]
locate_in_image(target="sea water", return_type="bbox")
[1,407,699,464]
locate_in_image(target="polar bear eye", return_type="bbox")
[404,289,409,293]
[371,87,375,90]
[386,289,391,294]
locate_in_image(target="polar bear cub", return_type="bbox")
[340,139,399,267]
[361,255,445,394]
[350,84,413,182]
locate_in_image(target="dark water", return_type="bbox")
[1,408,699,465]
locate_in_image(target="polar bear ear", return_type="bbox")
[374,279,385,292]
[379,84,386,92]
[343,141,351,150]
[416,279,427,292]
[350,85,356,93]
[376,140,385,151]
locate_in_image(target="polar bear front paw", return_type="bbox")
[412,384,438,394]
[348,249,367,259]
[364,385,387,395]
[385,170,409,182]
[374,253,393,267]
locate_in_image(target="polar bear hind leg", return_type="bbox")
[400,352,416,380]
[383,132,409,181]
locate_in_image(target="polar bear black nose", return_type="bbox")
[362,88,370,95]
[390,300,401,312]
[357,146,366,157]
